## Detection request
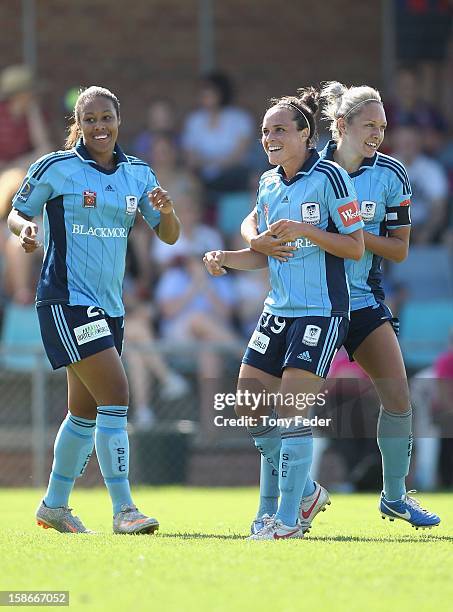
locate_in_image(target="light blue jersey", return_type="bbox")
[257,149,363,318]
[12,140,161,316]
[320,141,411,310]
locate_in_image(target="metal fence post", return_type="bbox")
[31,352,47,488]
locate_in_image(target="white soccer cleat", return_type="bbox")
[247,518,304,540]
[299,482,331,533]
[250,513,275,535]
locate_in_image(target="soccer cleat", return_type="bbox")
[379,491,440,530]
[248,518,304,540]
[36,500,94,533]
[113,504,159,535]
[299,481,331,533]
[250,513,274,535]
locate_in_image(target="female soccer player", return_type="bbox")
[8,86,181,534]
[242,82,440,531]
[204,88,364,539]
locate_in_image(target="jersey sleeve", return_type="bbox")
[138,166,161,229]
[325,165,364,234]
[12,157,54,217]
[385,162,412,230]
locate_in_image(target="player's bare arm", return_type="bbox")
[241,207,296,262]
[363,226,410,263]
[149,186,181,245]
[269,219,364,261]
[203,248,268,276]
[7,208,41,253]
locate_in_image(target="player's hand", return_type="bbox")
[19,223,41,253]
[148,187,174,215]
[203,250,227,276]
[269,219,309,243]
[250,229,296,261]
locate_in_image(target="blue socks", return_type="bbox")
[302,474,316,498]
[276,427,313,527]
[248,418,281,518]
[44,413,95,508]
[377,406,413,500]
[257,455,280,518]
[95,405,133,514]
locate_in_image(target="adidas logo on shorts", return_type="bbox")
[297,351,312,362]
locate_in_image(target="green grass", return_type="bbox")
[1,488,452,611]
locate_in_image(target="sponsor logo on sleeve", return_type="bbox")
[338,200,361,227]
[125,195,138,215]
[301,202,320,225]
[302,325,322,347]
[360,200,376,222]
[17,180,35,202]
[74,319,111,345]
[83,190,97,208]
[248,330,270,354]
[263,203,269,226]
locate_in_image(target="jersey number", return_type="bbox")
[261,314,286,334]
[87,306,105,318]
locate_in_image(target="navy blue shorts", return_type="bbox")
[37,304,124,370]
[242,312,349,379]
[343,303,398,361]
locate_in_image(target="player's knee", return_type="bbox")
[382,385,411,414]
[101,380,129,407]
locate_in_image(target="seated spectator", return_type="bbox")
[181,71,254,201]
[432,331,453,486]
[131,97,179,160]
[155,251,241,436]
[0,65,52,171]
[410,366,440,491]
[151,191,223,271]
[148,133,202,206]
[392,123,448,243]
[155,253,238,345]
[322,349,380,492]
[123,276,189,430]
[0,167,42,306]
[386,67,448,135]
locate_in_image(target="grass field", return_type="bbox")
[1,488,452,611]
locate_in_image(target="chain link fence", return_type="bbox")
[0,341,252,488]
[1,340,453,491]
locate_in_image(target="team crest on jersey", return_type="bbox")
[83,190,97,208]
[360,200,376,222]
[301,202,320,225]
[302,325,322,347]
[125,195,138,215]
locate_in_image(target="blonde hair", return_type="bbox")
[320,81,382,141]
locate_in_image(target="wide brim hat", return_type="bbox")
[0,65,34,99]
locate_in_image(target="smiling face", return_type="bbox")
[78,96,120,162]
[339,102,387,159]
[261,106,309,177]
